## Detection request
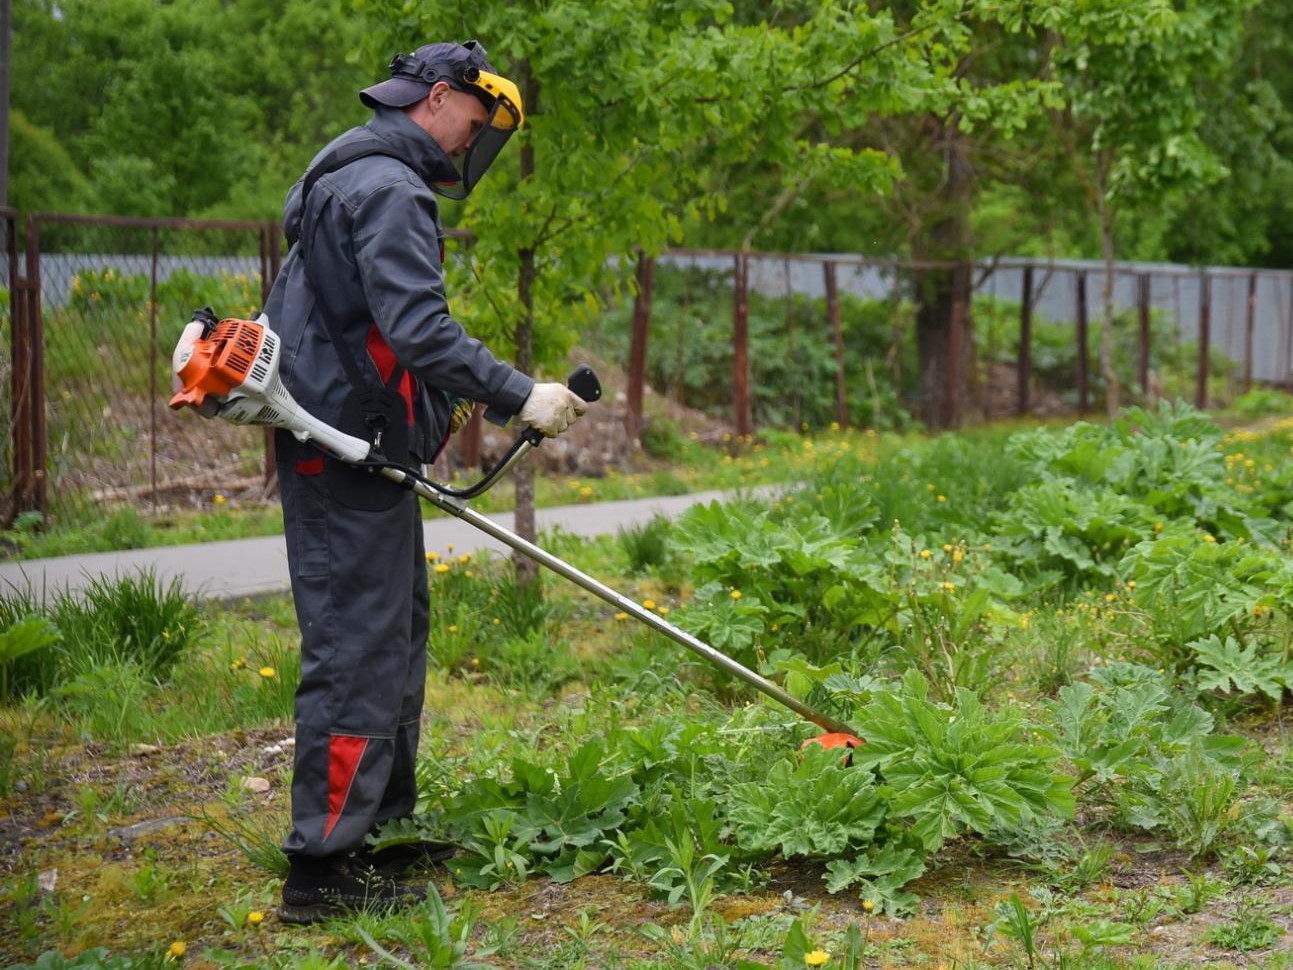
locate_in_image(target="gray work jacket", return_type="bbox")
[263,106,534,462]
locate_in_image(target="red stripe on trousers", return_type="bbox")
[322,735,369,842]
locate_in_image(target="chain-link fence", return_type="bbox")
[13,213,279,526]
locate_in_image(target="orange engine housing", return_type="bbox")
[169,318,266,411]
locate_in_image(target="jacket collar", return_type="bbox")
[365,106,461,188]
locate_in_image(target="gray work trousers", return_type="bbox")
[276,432,429,857]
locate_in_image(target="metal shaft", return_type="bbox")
[381,464,858,737]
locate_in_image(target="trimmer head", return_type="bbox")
[801,731,865,765]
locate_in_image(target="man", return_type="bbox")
[263,40,587,924]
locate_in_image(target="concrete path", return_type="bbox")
[0,489,776,603]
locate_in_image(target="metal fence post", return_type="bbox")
[824,260,846,427]
[1075,270,1089,414]
[1017,264,1033,415]
[23,213,46,515]
[625,250,653,444]
[732,252,752,439]
[1138,273,1151,399]
[1245,272,1257,392]
[1197,270,1211,409]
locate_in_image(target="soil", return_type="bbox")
[3,716,1291,967]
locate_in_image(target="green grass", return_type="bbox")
[2,408,1293,968]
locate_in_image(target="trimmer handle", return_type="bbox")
[521,366,602,446]
[567,365,602,404]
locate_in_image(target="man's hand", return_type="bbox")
[519,383,588,437]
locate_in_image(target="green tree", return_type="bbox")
[1044,0,1255,414]
[7,111,93,213]
[354,0,925,568]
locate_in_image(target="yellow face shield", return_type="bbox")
[436,66,524,201]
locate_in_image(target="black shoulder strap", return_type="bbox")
[288,133,412,392]
[285,134,409,247]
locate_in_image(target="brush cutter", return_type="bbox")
[170,311,863,750]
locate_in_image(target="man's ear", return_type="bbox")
[427,80,453,111]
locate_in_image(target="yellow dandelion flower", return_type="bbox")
[730,589,743,600]
[230,658,247,671]
[942,544,953,552]
[805,951,830,967]
[258,666,277,679]
[941,582,956,592]
[862,898,876,913]
[247,910,264,926]
[580,486,593,498]
[434,563,451,574]
[936,495,947,503]
[919,549,932,560]
[614,612,629,621]
[167,941,186,960]
[656,606,670,615]
[458,554,471,563]
[425,551,440,561]
[1126,580,1136,589]
[952,549,965,563]
[642,599,656,610]
[447,624,459,633]
[1202,534,1216,543]
[1105,593,1117,603]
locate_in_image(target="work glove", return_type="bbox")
[519,382,588,437]
[447,396,476,433]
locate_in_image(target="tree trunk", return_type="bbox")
[513,61,539,587]
[1095,171,1121,418]
[912,118,974,429]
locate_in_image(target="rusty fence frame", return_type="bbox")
[5,212,281,526]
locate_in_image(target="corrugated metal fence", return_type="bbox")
[617,251,1293,440]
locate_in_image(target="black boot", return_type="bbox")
[279,851,426,925]
[369,839,458,877]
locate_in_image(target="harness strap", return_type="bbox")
[291,135,414,409]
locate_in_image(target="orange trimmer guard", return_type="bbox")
[802,732,865,751]
[801,732,865,765]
